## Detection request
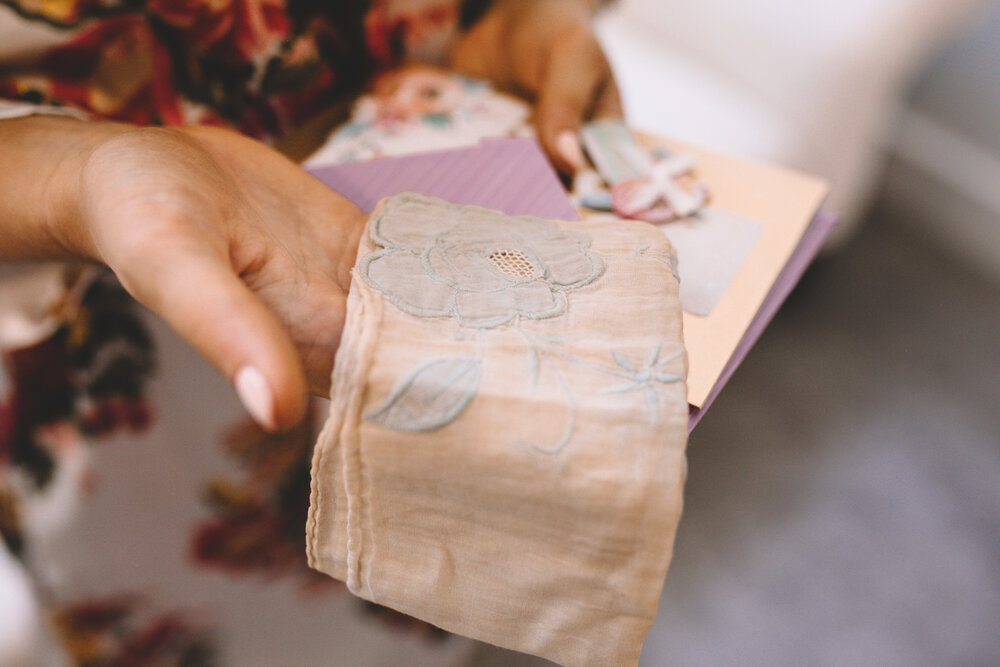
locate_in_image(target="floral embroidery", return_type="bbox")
[359,195,684,450]
[605,344,685,423]
[517,333,684,451]
[360,196,604,328]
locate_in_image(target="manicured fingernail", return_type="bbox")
[234,366,275,430]
[556,130,585,170]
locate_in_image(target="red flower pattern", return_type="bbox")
[1,0,466,658]
[1,0,462,140]
[148,0,291,65]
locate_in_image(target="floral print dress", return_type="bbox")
[0,1,492,664]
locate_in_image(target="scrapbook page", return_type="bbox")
[571,122,829,407]
[641,135,828,407]
[305,66,830,416]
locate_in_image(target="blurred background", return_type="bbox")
[479,0,1000,664]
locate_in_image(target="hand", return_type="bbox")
[449,0,622,175]
[4,118,365,431]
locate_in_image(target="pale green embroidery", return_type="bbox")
[364,357,482,432]
[608,242,679,282]
[360,196,604,329]
[604,344,685,424]
[515,329,578,453]
[518,332,684,451]
[359,195,682,446]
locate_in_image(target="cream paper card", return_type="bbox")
[637,135,828,407]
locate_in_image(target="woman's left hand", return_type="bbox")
[449,0,622,175]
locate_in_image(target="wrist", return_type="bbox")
[0,114,132,262]
[49,118,135,262]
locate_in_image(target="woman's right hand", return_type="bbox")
[1,116,366,431]
[450,0,622,176]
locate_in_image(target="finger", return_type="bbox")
[119,239,308,431]
[449,9,506,84]
[592,70,624,121]
[535,29,617,175]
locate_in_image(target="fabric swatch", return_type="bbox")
[307,194,689,666]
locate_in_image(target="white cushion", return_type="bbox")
[595,11,794,162]
[597,0,982,231]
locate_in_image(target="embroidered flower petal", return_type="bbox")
[370,197,457,249]
[363,195,605,328]
[426,246,511,292]
[543,250,603,289]
[509,282,565,319]
[612,351,635,372]
[454,281,562,327]
[445,217,509,243]
[364,251,455,318]
[530,232,603,288]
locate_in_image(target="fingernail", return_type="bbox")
[234,366,275,430]
[556,130,585,171]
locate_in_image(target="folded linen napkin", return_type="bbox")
[307,193,688,666]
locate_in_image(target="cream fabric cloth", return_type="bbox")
[307,194,688,666]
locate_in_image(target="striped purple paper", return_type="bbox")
[309,138,580,221]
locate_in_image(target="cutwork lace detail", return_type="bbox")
[360,195,682,449]
[488,249,536,279]
[360,196,604,329]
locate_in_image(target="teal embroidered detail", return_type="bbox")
[364,357,482,432]
[604,344,684,423]
[358,195,683,445]
[360,196,604,329]
[515,331,684,451]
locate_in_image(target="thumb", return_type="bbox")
[118,241,308,432]
[535,28,623,175]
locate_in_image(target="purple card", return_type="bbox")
[309,138,579,221]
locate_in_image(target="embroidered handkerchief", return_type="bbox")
[307,194,689,666]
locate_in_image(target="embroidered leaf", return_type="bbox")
[364,358,481,432]
[645,343,662,368]
[612,351,635,372]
